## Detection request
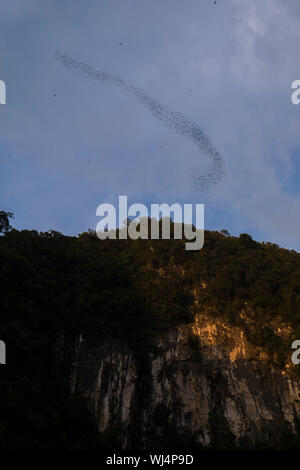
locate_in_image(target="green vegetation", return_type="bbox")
[0,211,13,234]
[0,214,300,448]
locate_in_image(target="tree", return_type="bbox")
[0,211,14,234]
[221,229,230,236]
[239,233,257,248]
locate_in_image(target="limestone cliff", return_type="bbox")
[71,313,300,449]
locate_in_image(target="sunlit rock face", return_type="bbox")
[71,313,300,449]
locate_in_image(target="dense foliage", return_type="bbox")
[1,219,300,448]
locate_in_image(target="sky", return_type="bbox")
[1,0,300,250]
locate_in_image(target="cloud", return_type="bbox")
[1,0,300,248]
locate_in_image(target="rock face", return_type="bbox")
[71,314,300,449]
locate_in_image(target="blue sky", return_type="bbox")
[1,0,300,249]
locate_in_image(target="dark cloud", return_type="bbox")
[55,50,225,192]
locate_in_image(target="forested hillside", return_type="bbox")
[1,221,300,449]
